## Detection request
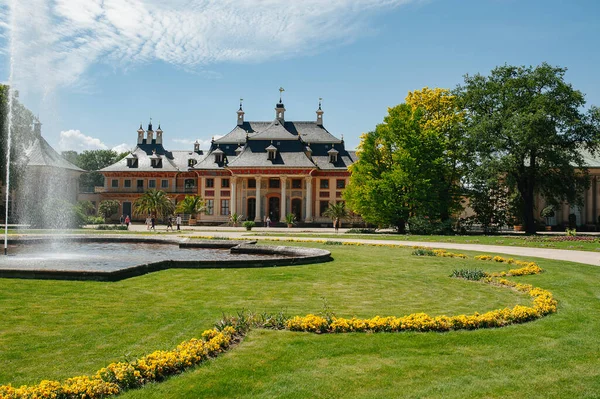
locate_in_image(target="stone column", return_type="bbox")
[280,176,287,222]
[255,176,262,222]
[305,176,313,222]
[230,177,237,215]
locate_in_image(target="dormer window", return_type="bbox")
[266,144,277,161]
[126,154,138,168]
[213,148,224,163]
[150,150,161,168]
[328,147,339,163]
[188,159,197,167]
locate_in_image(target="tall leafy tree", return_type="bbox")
[65,149,128,191]
[133,189,175,220]
[459,63,600,233]
[344,103,450,232]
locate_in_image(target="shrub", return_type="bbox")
[346,228,377,234]
[96,225,128,231]
[412,248,436,256]
[450,269,487,281]
[242,221,255,230]
[325,241,342,245]
[407,216,453,235]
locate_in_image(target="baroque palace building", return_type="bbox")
[98,98,357,225]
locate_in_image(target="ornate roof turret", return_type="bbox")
[237,98,245,126]
[316,98,324,126]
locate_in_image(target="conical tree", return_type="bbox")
[133,189,175,220]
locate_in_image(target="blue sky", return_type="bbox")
[1,0,599,153]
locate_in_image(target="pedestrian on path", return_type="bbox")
[176,214,182,231]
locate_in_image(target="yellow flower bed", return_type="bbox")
[0,326,239,399]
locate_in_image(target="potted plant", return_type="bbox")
[243,220,255,231]
[541,206,555,231]
[229,212,244,227]
[175,195,205,226]
[285,213,296,228]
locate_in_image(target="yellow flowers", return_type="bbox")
[0,327,240,399]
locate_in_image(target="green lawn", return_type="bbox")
[250,231,600,252]
[1,242,599,398]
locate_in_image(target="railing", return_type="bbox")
[89,187,199,194]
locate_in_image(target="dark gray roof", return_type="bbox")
[226,140,316,168]
[25,136,84,172]
[216,120,342,144]
[250,120,297,141]
[100,146,203,172]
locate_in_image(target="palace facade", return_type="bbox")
[98,99,357,225]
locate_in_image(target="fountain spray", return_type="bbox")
[4,0,16,255]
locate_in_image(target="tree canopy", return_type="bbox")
[459,63,600,233]
[344,89,465,232]
[133,189,175,220]
[62,149,128,191]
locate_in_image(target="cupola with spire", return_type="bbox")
[275,87,286,122]
[316,98,324,126]
[137,123,145,145]
[237,99,245,126]
[33,118,42,136]
[155,123,163,145]
[146,119,154,143]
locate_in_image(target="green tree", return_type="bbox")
[0,85,36,191]
[322,202,348,222]
[459,63,600,234]
[72,150,128,191]
[98,200,120,222]
[134,189,175,220]
[344,103,453,232]
[174,195,205,218]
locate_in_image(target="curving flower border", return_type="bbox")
[0,250,557,399]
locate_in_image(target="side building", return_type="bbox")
[98,99,357,225]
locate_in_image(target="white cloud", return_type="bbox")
[1,0,416,93]
[111,143,132,153]
[58,129,108,151]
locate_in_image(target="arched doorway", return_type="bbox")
[268,196,280,222]
[247,197,256,221]
[291,198,302,222]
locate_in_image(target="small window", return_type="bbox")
[220,199,230,216]
[268,151,276,160]
[269,178,280,189]
[124,179,131,188]
[111,179,119,188]
[221,178,230,188]
[336,179,346,189]
[206,179,214,188]
[148,180,156,188]
[292,179,302,189]
[161,180,169,189]
[127,159,138,168]
[329,154,337,163]
[151,159,162,168]
[206,199,214,215]
[188,159,196,167]
[320,179,329,189]
[320,201,329,216]
[248,178,256,189]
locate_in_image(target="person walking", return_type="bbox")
[150,216,156,231]
[166,216,173,232]
[145,215,151,230]
[119,215,124,225]
[124,215,130,229]
[176,214,182,231]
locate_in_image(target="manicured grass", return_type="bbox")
[250,231,600,252]
[1,242,599,398]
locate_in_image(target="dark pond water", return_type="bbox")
[0,241,275,272]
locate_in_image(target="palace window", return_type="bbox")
[269,178,280,189]
[188,159,196,167]
[320,201,329,216]
[248,178,256,189]
[126,158,138,168]
[220,199,230,216]
[111,179,119,188]
[148,180,156,188]
[292,179,302,189]
[336,179,346,189]
[206,178,214,188]
[161,180,169,189]
[221,178,230,188]
[320,179,329,189]
[124,179,131,188]
[206,199,214,215]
